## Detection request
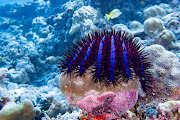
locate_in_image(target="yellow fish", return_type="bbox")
[141,1,145,5]
[105,9,122,21]
[0,56,4,61]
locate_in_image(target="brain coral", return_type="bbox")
[158,29,176,49]
[143,5,166,19]
[144,45,180,102]
[144,17,165,35]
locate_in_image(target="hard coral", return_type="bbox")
[139,45,180,103]
[0,99,41,120]
[143,5,166,19]
[144,17,165,35]
[158,29,179,50]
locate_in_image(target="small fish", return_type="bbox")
[141,0,145,5]
[0,56,4,61]
[105,9,122,21]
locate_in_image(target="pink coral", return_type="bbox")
[77,89,138,118]
[77,95,100,112]
[111,90,138,113]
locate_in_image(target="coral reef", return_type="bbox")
[0,0,179,119]
[156,101,180,119]
[69,5,100,43]
[118,100,180,119]
[162,11,180,35]
[0,80,70,119]
[42,110,82,120]
[143,4,180,52]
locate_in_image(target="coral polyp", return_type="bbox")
[58,29,151,86]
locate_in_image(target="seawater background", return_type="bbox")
[0,0,33,6]
[0,0,179,119]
